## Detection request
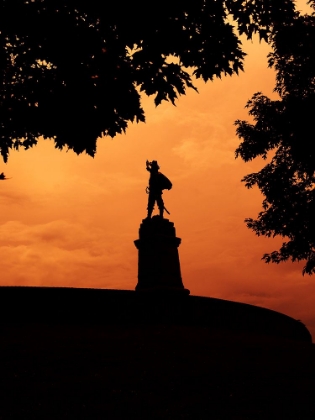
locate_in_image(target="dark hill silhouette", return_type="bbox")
[0,287,315,418]
[0,287,311,342]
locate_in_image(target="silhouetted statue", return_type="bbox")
[146,160,172,218]
[135,161,189,294]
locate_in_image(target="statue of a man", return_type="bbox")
[146,160,172,218]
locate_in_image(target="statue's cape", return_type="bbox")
[157,172,172,190]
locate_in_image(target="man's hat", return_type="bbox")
[151,160,160,169]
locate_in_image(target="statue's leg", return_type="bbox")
[157,195,164,218]
[147,193,155,218]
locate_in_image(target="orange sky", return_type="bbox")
[1,1,314,338]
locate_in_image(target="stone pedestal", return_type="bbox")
[134,216,190,294]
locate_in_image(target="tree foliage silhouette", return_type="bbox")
[0,0,296,162]
[235,1,315,275]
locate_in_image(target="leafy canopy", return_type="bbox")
[0,0,295,161]
[235,1,315,275]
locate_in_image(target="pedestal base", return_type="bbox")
[134,216,190,294]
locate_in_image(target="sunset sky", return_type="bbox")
[1,1,314,337]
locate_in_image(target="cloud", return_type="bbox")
[0,220,137,289]
[172,135,236,171]
[0,189,30,206]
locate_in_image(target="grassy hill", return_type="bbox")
[0,287,314,419]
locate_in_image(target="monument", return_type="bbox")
[134,160,190,294]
